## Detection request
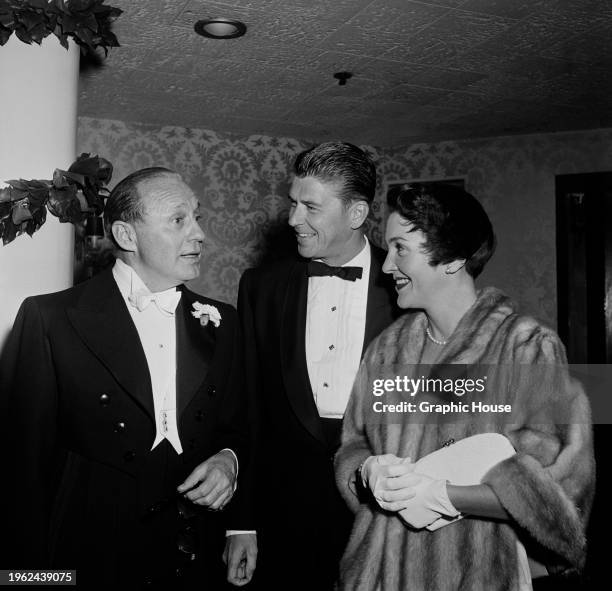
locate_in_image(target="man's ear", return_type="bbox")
[111,221,137,252]
[445,259,467,274]
[349,201,369,229]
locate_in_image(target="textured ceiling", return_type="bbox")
[78,0,612,147]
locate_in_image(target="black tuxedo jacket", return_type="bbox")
[0,269,246,588]
[236,243,397,582]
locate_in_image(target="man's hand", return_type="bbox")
[177,450,237,510]
[223,534,257,587]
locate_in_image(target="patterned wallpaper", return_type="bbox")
[78,117,612,328]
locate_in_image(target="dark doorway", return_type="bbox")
[556,171,612,589]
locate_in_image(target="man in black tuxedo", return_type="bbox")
[225,142,397,589]
[0,168,247,590]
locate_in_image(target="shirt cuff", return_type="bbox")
[220,448,239,492]
[226,530,257,536]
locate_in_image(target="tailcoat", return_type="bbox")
[0,269,247,589]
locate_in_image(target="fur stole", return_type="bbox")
[335,287,595,591]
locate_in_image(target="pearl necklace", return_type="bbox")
[426,325,447,346]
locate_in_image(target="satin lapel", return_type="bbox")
[66,269,154,420]
[280,262,326,446]
[176,288,214,416]
[362,245,396,357]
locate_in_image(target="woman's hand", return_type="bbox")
[362,456,427,515]
[374,469,459,528]
[361,454,411,500]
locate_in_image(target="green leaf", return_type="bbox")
[0,29,11,45]
[2,219,18,245]
[0,187,11,203]
[52,168,70,188]
[30,21,51,43]
[0,200,11,219]
[1,0,121,55]
[11,200,32,224]
[26,205,46,235]
[69,154,100,176]
[60,170,87,186]
[0,12,14,26]
[76,188,90,211]
[48,185,82,222]
[80,13,97,30]
[57,30,68,48]
[6,179,30,191]
[29,0,51,9]
[19,12,45,33]
[4,188,27,202]
[27,187,50,208]
[59,14,77,33]
[14,26,33,44]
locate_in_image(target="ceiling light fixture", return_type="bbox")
[194,18,247,39]
[334,71,353,86]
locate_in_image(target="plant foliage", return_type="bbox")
[0,153,113,245]
[0,0,122,54]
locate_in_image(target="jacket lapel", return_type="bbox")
[176,287,214,416]
[67,269,155,420]
[280,261,326,446]
[362,244,397,357]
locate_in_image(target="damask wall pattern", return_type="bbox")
[78,116,612,328]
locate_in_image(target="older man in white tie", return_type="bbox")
[0,168,248,590]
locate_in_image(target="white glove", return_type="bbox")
[397,474,460,529]
[360,454,403,498]
[361,455,421,511]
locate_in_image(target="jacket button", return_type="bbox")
[148,502,162,514]
[195,410,204,421]
[99,394,111,406]
[123,451,136,462]
[114,421,126,433]
[207,385,216,397]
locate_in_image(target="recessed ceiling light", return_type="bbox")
[194,18,247,39]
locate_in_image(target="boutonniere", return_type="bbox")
[191,302,221,327]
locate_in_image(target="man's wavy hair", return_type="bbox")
[293,141,376,205]
[387,183,496,278]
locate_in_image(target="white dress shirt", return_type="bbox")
[113,259,184,454]
[305,238,371,418]
[113,260,245,536]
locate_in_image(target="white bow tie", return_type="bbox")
[128,289,181,315]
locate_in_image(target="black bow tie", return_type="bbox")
[307,261,363,281]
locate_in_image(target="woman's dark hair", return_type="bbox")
[387,183,496,278]
[293,141,376,205]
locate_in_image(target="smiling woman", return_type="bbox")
[383,183,495,325]
[335,183,595,591]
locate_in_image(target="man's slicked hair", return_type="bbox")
[104,167,179,245]
[293,141,376,205]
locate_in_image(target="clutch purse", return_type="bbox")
[410,432,516,530]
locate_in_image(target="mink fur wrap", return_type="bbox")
[335,288,595,591]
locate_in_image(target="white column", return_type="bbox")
[0,35,78,350]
